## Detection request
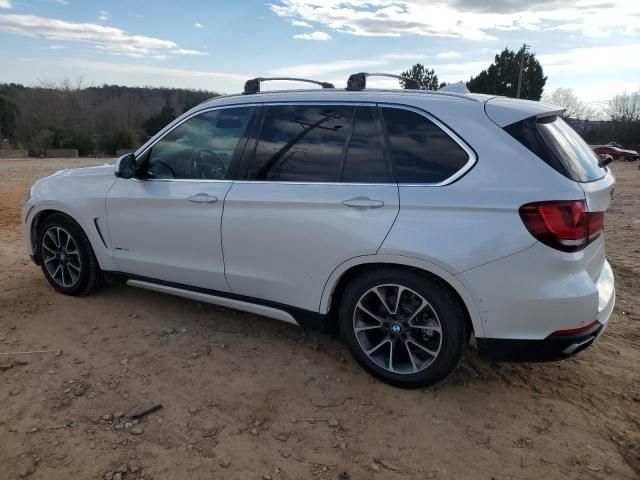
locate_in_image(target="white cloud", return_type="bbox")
[63,58,245,81]
[539,44,640,75]
[170,48,208,56]
[47,44,65,49]
[270,59,389,77]
[0,0,11,8]
[98,10,108,22]
[269,51,478,80]
[291,20,312,27]
[39,58,247,93]
[379,52,427,61]
[436,51,462,59]
[293,31,331,40]
[270,0,640,41]
[50,0,70,5]
[0,14,208,58]
[194,22,204,28]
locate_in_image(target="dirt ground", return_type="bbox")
[0,158,639,480]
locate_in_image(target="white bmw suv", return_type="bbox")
[22,74,616,388]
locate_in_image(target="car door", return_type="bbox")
[106,105,256,291]
[221,103,400,312]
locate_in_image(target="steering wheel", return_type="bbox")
[148,159,176,178]
[190,148,227,180]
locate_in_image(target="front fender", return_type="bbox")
[22,200,118,272]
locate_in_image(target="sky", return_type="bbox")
[0,0,639,108]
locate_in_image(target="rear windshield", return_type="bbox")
[504,115,605,183]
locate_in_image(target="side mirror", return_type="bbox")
[114,153,137,179]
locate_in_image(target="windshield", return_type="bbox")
[536,116,605,182]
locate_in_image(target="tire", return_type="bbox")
[339,268,468,388]
[38,213,102,296]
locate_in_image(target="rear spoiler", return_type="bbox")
[484,96,565,127]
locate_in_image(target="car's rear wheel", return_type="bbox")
[339,268,467,388]
[38,213,102,296]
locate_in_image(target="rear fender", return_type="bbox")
[319,254,485,337]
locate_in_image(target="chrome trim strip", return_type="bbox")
[126,279,300,326]
[233,181,397,187]
[130,178,233,184]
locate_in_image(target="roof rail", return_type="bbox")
[346,72,420,91]
[244,77,335,94]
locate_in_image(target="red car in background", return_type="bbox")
[591,144,639,161]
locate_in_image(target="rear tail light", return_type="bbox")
[519,200,604,253]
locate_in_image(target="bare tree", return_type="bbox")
[543,88,595,120]
[605,90,640,146]
[608,91,640,122]
[3,80,219,155]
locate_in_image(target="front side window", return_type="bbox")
[248,105,354,182]
[382,107,470,184]
[144,106,255,180]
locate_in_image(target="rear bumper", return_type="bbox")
[477,272,615,362]
[457,239,615,339]
[477,321,604,362]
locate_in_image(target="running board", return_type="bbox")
[126,279,299,326]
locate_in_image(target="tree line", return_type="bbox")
[0,80,218,155]
[1,47,638,155]
[401,45,639,147]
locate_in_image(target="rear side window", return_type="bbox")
[341,107,390,183]
[248,105,354,182]
[504,115,605,183]
[381,107,470,184]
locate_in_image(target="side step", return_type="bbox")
[126,279,299,326]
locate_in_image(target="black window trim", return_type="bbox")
[132,103,260,183]
[235,101,397,186]
[377,103,478,187]
[131,101,477,186]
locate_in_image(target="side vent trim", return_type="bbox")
[93,218,108,249]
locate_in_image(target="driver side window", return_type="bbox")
[144,106,255,180]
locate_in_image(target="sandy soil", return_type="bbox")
[0,158,639,480]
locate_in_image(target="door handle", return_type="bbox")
[341,197,384,209]
[188,193,218,204]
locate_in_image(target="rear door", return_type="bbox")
[106,106,256,291]
[221,104,400,311]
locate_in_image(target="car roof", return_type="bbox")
[195,88,563,127]
[198,88,486,107]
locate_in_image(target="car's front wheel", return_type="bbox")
[38,213,102,296]
[339,268,468,388]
